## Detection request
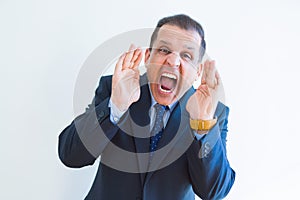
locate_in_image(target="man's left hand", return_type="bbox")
[186,60,224,120]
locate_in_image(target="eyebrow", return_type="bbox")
[184,45,195,50]
[158,40,171,45]
[158,40,196,51]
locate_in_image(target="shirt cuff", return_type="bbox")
[108,99,127,124]
[194,131,205,140]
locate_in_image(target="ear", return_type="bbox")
[144,48,151,63]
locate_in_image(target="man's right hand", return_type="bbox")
[110,44,143,112]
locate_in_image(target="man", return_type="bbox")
[59,14,235,200]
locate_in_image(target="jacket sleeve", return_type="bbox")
[58,75,119,168]
[186,103,235,200]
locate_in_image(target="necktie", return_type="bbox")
[150,104,167,152]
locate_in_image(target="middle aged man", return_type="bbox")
[59,14,235,200]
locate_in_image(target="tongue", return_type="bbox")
[160,76,175,91]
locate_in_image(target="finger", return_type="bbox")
[131,49,143,69]
[131,47,141,64]
[198,85,210,97]
[215,70,221,86]
[115,53,126,73]
[201,60,209,84]
[206,60,216,87]
[200,84,209,91]
[197,89,208,98]
[203,84,211,96]
[123,44,136,69]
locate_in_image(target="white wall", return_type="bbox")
[1,0,300,199]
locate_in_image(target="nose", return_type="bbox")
[166,52,180,67]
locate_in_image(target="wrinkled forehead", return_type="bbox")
[154,25,202,49]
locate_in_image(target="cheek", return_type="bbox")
[147,65,159,81]
[179,67,198,85]
[151,51,169,64]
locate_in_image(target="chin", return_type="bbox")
[155,98,174,106]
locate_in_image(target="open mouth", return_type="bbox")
[159,72,177,93]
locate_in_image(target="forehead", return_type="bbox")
[155,24,202,49]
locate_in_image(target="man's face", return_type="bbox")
[145,24,202,106]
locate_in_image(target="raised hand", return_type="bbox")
[111,44,143,112]
[186,60,225,120]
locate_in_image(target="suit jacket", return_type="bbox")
[58,74,235,200]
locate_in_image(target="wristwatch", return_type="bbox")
[190,118,217,131]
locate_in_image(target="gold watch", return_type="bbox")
[190,118,217,131]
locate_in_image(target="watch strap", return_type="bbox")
[190,118,217,131]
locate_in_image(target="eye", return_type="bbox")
[158,47,171,55]
[181,52,192,60]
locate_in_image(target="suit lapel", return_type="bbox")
[144,87,195,185]
[129,75,152,185]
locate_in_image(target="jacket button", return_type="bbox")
[95,111,105,125]
[98,110,105,118]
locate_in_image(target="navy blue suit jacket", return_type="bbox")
[58,75,235,200]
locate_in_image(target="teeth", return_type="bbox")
[160,86,172,93]
[161,72,177,80]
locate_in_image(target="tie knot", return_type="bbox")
[154,103,167,113]
[154,103,167,117]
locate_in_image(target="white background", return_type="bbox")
[1,0,300,199]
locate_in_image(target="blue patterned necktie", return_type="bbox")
[150,104,167,152]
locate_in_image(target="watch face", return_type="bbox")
[190,119,217,131]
